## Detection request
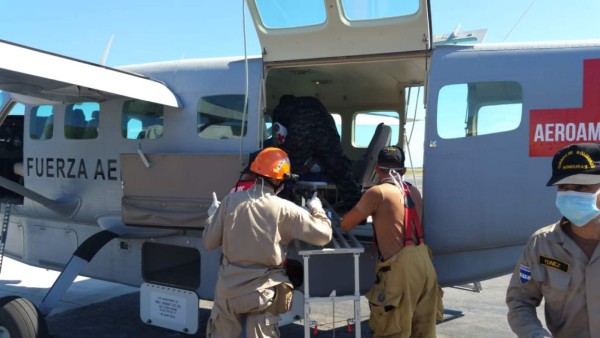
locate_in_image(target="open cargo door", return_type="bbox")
[246,0,431,63]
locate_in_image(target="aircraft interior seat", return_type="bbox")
[83,110,99,138]
[144,125,164,139]
[352,122,392,189]
[199,125,234,139]
[13,162,23,177]
[65,109,87,139]
[90,109,99,121]
[40,115,54,140]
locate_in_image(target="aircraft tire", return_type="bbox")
[0,296,49,338]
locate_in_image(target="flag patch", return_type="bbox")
[519,264,531,283]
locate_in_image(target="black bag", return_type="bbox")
[284,259,304,289]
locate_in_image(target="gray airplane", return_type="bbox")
[0,0,598,336]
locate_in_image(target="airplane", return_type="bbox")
[0,0,599,336]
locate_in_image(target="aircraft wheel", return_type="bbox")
[0,296,49,338]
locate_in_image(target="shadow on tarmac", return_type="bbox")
[46,292,373,338]
[45,291,471,338]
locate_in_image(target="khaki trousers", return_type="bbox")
[365,245,439,338]
[206,287,280,338]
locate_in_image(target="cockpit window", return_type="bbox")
[30,105,54,140]
[254,0,326,29]
[340,0,419,20]
[122,100,164,140]
[65,102,100,139]
[197,95,248,139]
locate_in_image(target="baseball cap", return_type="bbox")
[377,146,405,169]
[546,143,600,186]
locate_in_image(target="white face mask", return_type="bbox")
[555,190,600,226]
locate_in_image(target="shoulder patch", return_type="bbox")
[538,255,569,273]
[519,264,531,283]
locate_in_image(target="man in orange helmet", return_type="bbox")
[203,147,332,338]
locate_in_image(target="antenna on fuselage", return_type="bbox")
[502,0,537,42]
[100,34,115,66]
[239,0,249,164]
[448,24,461,41]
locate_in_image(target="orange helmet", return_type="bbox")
[250,147,291,180]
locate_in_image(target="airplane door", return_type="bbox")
[423,44,600,284]
[0,91,24,202]
[245,0,431,62]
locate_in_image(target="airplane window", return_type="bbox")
[30,105,54,140]
[331,113,342,140]
[65,102,100,140]
[197,95,248,139]
[263,115,273,145]
[1,104,25,149]
[8,103,25,116]
[0,90,9,111]
[477,104,523,136]
[341,0,419,20]
[353,111,399,147]
[122,100,164,140]
[254,0,326,29]
[437,81,523,139]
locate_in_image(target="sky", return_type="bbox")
[1,0,600,166]
[2,0,599,66]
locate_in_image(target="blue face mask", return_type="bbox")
[555,190,600,227]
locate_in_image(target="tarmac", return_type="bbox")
[0,256,547,338]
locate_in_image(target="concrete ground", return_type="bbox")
[0,256,547,337]
[0,174,548,337]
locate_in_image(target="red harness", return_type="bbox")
[372,179,425,259]
[399,181,424,246]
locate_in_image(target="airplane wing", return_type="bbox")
[0,39,181,108]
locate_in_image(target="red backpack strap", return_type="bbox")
[400,181,424,246]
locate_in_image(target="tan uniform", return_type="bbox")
[506,221,600,338]
[203,185,332,338]
[355,182,439,338]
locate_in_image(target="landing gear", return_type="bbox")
[0,296,49,338]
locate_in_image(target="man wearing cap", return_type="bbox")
[203,147,332,338]
[506,142,600,338]
[340,146,440,338]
